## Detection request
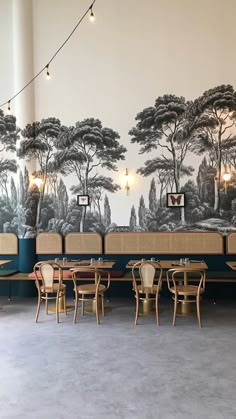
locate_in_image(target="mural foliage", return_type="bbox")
[1,85,236,237]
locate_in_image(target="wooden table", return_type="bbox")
[126,259,208,315]
[226,261,236,271]
[44,259,116,313]
[0,260,12,267]
[45,259,115,270]
[127,259,207,270]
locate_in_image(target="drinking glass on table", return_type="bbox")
[55,257,59,263]
[63,257,67,265]
[98,257,103,264]
[151,257,155,262]
[90,258,95,265]
[184,258,190,265]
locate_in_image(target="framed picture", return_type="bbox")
[77,195,90,206]
[167,193,185,208]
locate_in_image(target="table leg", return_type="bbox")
[8,280,12,301]
[138,293,155,315]
[84,295,112,314]
[48,293,74,313]
[177,271,193,316]
[84,270,112,314]
[177,299,193,316]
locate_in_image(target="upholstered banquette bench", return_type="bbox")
[104,231,236,288]
[1,231,236,299]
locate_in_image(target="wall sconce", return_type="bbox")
[222,171,231,193]
[124,168,130,195]
[32,177,43,191]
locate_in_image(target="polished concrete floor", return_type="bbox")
[0,296,236,419]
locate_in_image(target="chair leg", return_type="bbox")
[81,296,84,315]
[35,292,41,323]
[45,294,48,314]
[101,294,105,317]
[155,293,160,326]
[96,296,100,325]
[196,295,202,328]
[73,293,78,323]
[56,294,59,323]
[173,294,178,326]
[135,294,139,325]
[64,293,67,315]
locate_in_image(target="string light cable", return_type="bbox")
[0,0,96,109]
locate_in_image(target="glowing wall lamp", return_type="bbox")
[222,171,231,193]
[124,168,130,195]
[32,177,43,191]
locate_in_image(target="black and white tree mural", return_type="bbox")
[18,117,62,228]
[1,84,236,236]
[0,110,18,233]
[188,85,236,213]
[129,95,195,224]
[16,116,126,235]
[56,118,126,232]
[129,85,236,232]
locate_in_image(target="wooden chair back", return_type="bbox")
[72,267,102,289]
[166,267,206,294]
[34,262,63,292]
[132,261,162,293]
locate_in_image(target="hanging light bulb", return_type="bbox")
[46,64,51,80]
[7,101,11,114]
[89,7,95,22]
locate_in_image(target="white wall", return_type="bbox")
[0,0,14,105]
[1,0,236,225]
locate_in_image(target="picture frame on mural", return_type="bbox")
[77,195,90,206]
[166,193,185,208]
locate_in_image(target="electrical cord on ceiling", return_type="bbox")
[0,0,97,111]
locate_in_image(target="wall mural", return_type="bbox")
[1,84,236,238]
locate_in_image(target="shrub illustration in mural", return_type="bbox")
[16,117,126,236]
[0,110,18,233]
[130,85,236,232]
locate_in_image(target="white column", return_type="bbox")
[12,0,35,131]
[13,0,36,238]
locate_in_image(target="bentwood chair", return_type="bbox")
[72,268,110,325]
[34,262,67,323]
[132,261,163,325]
[166,267,206,327]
